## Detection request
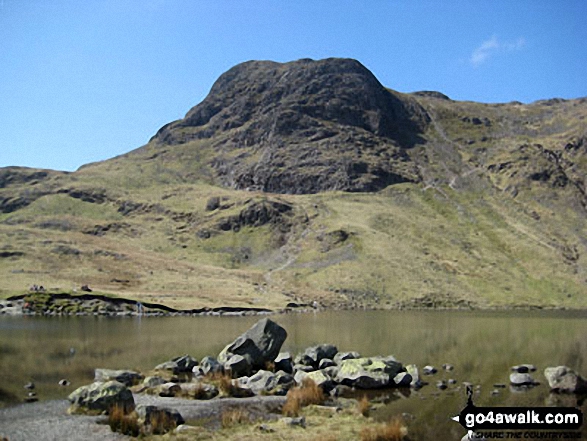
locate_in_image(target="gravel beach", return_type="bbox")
[0,395,286,441]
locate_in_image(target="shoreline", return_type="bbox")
[1,291,586,318]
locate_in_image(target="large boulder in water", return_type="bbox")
[544,366,587,394]
[68,380,134,414]
[218,318,287,373]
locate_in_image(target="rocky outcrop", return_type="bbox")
[151,58,428,194]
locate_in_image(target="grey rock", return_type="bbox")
[171,354,198,373]
[322,366,339,378]
[448,379,457,385]
[281,416,306,428]
[224,354,252,377]
[274,352,294,374]
[258,423,275,433]
[442,364,454,371]
[68,380,134,414]
[436,380,448,390]
[218,318,287,371]
[196,356,224,376]
[422,365,437,375]
[333,351,360,365]
[393,372,413,387]
[24,382,35,390]
[509,373,537,386]
[319,358,336,369]
[179,383,219,399]
[294,364,315,373]
[295,344,338,368]
[94,368,144,386]
[157,382,181,397]
[511,364,536,373]
[247,370,277,395]
[544,366,587,394]
[155,361,181,373]
[142,376,166,388]
[58,379,70,386]
[294,369,333,391]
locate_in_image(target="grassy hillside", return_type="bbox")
[1,60,586,310]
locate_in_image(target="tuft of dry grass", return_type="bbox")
[149,410,178,435]
[204,371,238,396]
[357,395,370,417]
[360,417,407,441]
[221,408,251,428]
[282,378,326,417]
[108,404,140,437]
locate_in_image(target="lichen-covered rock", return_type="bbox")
[68,380,134,414]
[94,369,144,386]
[218,318,287,372]
[335,357,402,389]
[405,364,422,388]
[544,366,587,394]
[294,369,333,391]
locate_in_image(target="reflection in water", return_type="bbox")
[1,310,586,439]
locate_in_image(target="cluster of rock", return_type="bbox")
[66,318,425,433]
[66,318,587,435]
[497,363,587,395]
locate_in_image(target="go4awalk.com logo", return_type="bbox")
[452,386,583,439]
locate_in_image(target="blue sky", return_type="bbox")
[1,1,586,172]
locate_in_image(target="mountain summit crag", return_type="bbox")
[152,58,429,193]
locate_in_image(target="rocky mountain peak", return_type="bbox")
[151,58,429,193]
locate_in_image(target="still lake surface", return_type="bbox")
[1,310,586,439]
